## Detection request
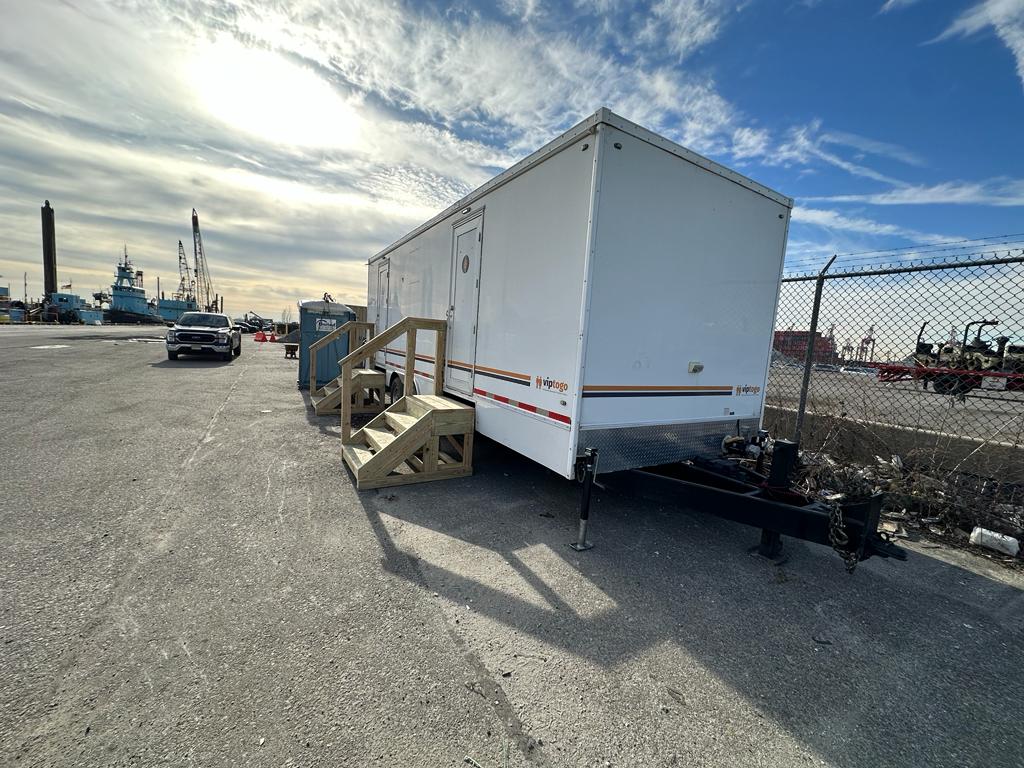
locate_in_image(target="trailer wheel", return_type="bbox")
[390,375,404,404]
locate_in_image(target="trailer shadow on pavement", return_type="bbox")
[355,435,1024,767]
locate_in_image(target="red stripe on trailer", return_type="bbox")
[473,387,571,425]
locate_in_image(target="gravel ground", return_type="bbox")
[2,325,1023,767]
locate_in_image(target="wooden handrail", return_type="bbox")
[340,316,447,442]
[310,320,375,395]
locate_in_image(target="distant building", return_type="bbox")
[773,330,837,364]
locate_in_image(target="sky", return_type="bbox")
[1,0,1022,319]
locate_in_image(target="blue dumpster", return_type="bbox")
[297,300,356,390]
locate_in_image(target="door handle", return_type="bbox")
[446,305,454,320]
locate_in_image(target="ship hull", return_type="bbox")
[106,308,164,325]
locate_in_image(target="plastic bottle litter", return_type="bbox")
[968,526,1020,557]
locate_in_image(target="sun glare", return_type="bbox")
[189,35,361,149]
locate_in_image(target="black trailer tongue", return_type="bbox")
[583,440,907,572]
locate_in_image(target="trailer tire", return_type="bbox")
[390,375,404,404]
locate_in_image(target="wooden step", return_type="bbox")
[342,390,474,490]
[384,411,418,434]
[342,443,376,472]
[405,395,474,434]
[363,426,397,452]
[351,367,385,382]
[324,380,340,391]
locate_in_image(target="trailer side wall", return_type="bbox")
[369,133,596,476]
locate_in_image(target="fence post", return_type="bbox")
[793,254,837,444]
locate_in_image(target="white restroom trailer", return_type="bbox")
[366,108,792,479]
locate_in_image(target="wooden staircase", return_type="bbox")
[309,321,385,416]
[338,317,475,489]
[343,394,474,489]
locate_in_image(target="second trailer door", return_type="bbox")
[446,215,483,396]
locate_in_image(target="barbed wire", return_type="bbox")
[784,233,1024,274]
[783,247,1024,279]
[835,232,1024,258]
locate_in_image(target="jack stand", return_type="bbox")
[570,448,598,552]
[750,529,787,564]
[750,439,799,563]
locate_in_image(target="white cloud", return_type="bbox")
[808,179,1024,206]
[639,0,724,59]
[879,0,927,12]
[772,122,907,186]
[731,126,770,159]
[499,0,540,22]
[933,0,1024,91]
[792,207,951,242]
[820,131,925,167]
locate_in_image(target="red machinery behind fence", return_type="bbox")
[877,319,1024,396]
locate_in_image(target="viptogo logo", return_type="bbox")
[536,376,569,393]
[735,384,762,396]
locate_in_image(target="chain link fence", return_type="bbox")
[765,251,1024,541]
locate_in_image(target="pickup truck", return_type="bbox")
[166,312,242,362]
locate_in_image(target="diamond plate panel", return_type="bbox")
[578,418,760,473]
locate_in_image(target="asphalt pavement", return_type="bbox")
[767,366,1024,444]
[2,324,1023,767]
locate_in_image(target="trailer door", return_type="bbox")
[446,216,483,395]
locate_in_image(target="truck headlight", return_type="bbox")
[167,331,176,342]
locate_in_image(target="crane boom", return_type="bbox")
[175,240,195,301]
[191,208,217,312]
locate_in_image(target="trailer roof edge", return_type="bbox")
[368,108,792,264]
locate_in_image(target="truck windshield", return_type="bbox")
[179,313,228,328]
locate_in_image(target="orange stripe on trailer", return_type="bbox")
[472,362,531,381]
[383,347,436,363]
[384,350,530,385]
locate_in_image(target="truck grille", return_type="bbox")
[177,332,215,343]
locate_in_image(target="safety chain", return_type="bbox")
[828,501,860,574]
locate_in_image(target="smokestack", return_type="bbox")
[41,200,57,297]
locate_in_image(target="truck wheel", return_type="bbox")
[390,375,404,404]
[222,351,232,362]
[233,341,241,357]
[167,351,178,361]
